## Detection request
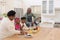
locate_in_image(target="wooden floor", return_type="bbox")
[4,27,60,40]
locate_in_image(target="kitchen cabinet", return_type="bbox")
[42,0,55,15]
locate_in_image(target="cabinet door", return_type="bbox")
[49,0,54,14]
[14,8,23,18]
[42,1,47,14]
[42,0,54,15]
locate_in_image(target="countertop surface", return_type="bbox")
[4,27,60,40]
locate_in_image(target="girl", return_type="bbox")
[15,18,21,30]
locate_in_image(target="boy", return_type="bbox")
[20,17,28,35]
[20,17,28,30]
[0,10,20,39]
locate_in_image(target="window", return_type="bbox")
[49,0,54,13]
[42,1,47,13]
[42,0,54,15]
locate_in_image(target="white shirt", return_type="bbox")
[20,22,28,30]
[0,17,20,39]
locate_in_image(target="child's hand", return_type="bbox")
[20,30,24,35]
[21,32,24,35]
[21,25,24,28]
[20,25,24,30]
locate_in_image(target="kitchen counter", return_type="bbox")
[4,27,60,40]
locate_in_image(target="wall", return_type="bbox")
[22,0,42,14]
[0,0,60,13]
[0,0,60,21]
[0,0,42,14]
[0,0,24,14]
[54,0,60,8]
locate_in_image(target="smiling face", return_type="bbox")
[7,10,16,21]
[27,8,31,13]
[21,17,26,23]
[21,19,26,23]
[15,18,20,24]
[8,16,15,21]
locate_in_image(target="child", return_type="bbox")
[20,17,28,30]
[15,17,28,30]
[20,17,29,35]
[15,17,28,35]
[15,18,21,30]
